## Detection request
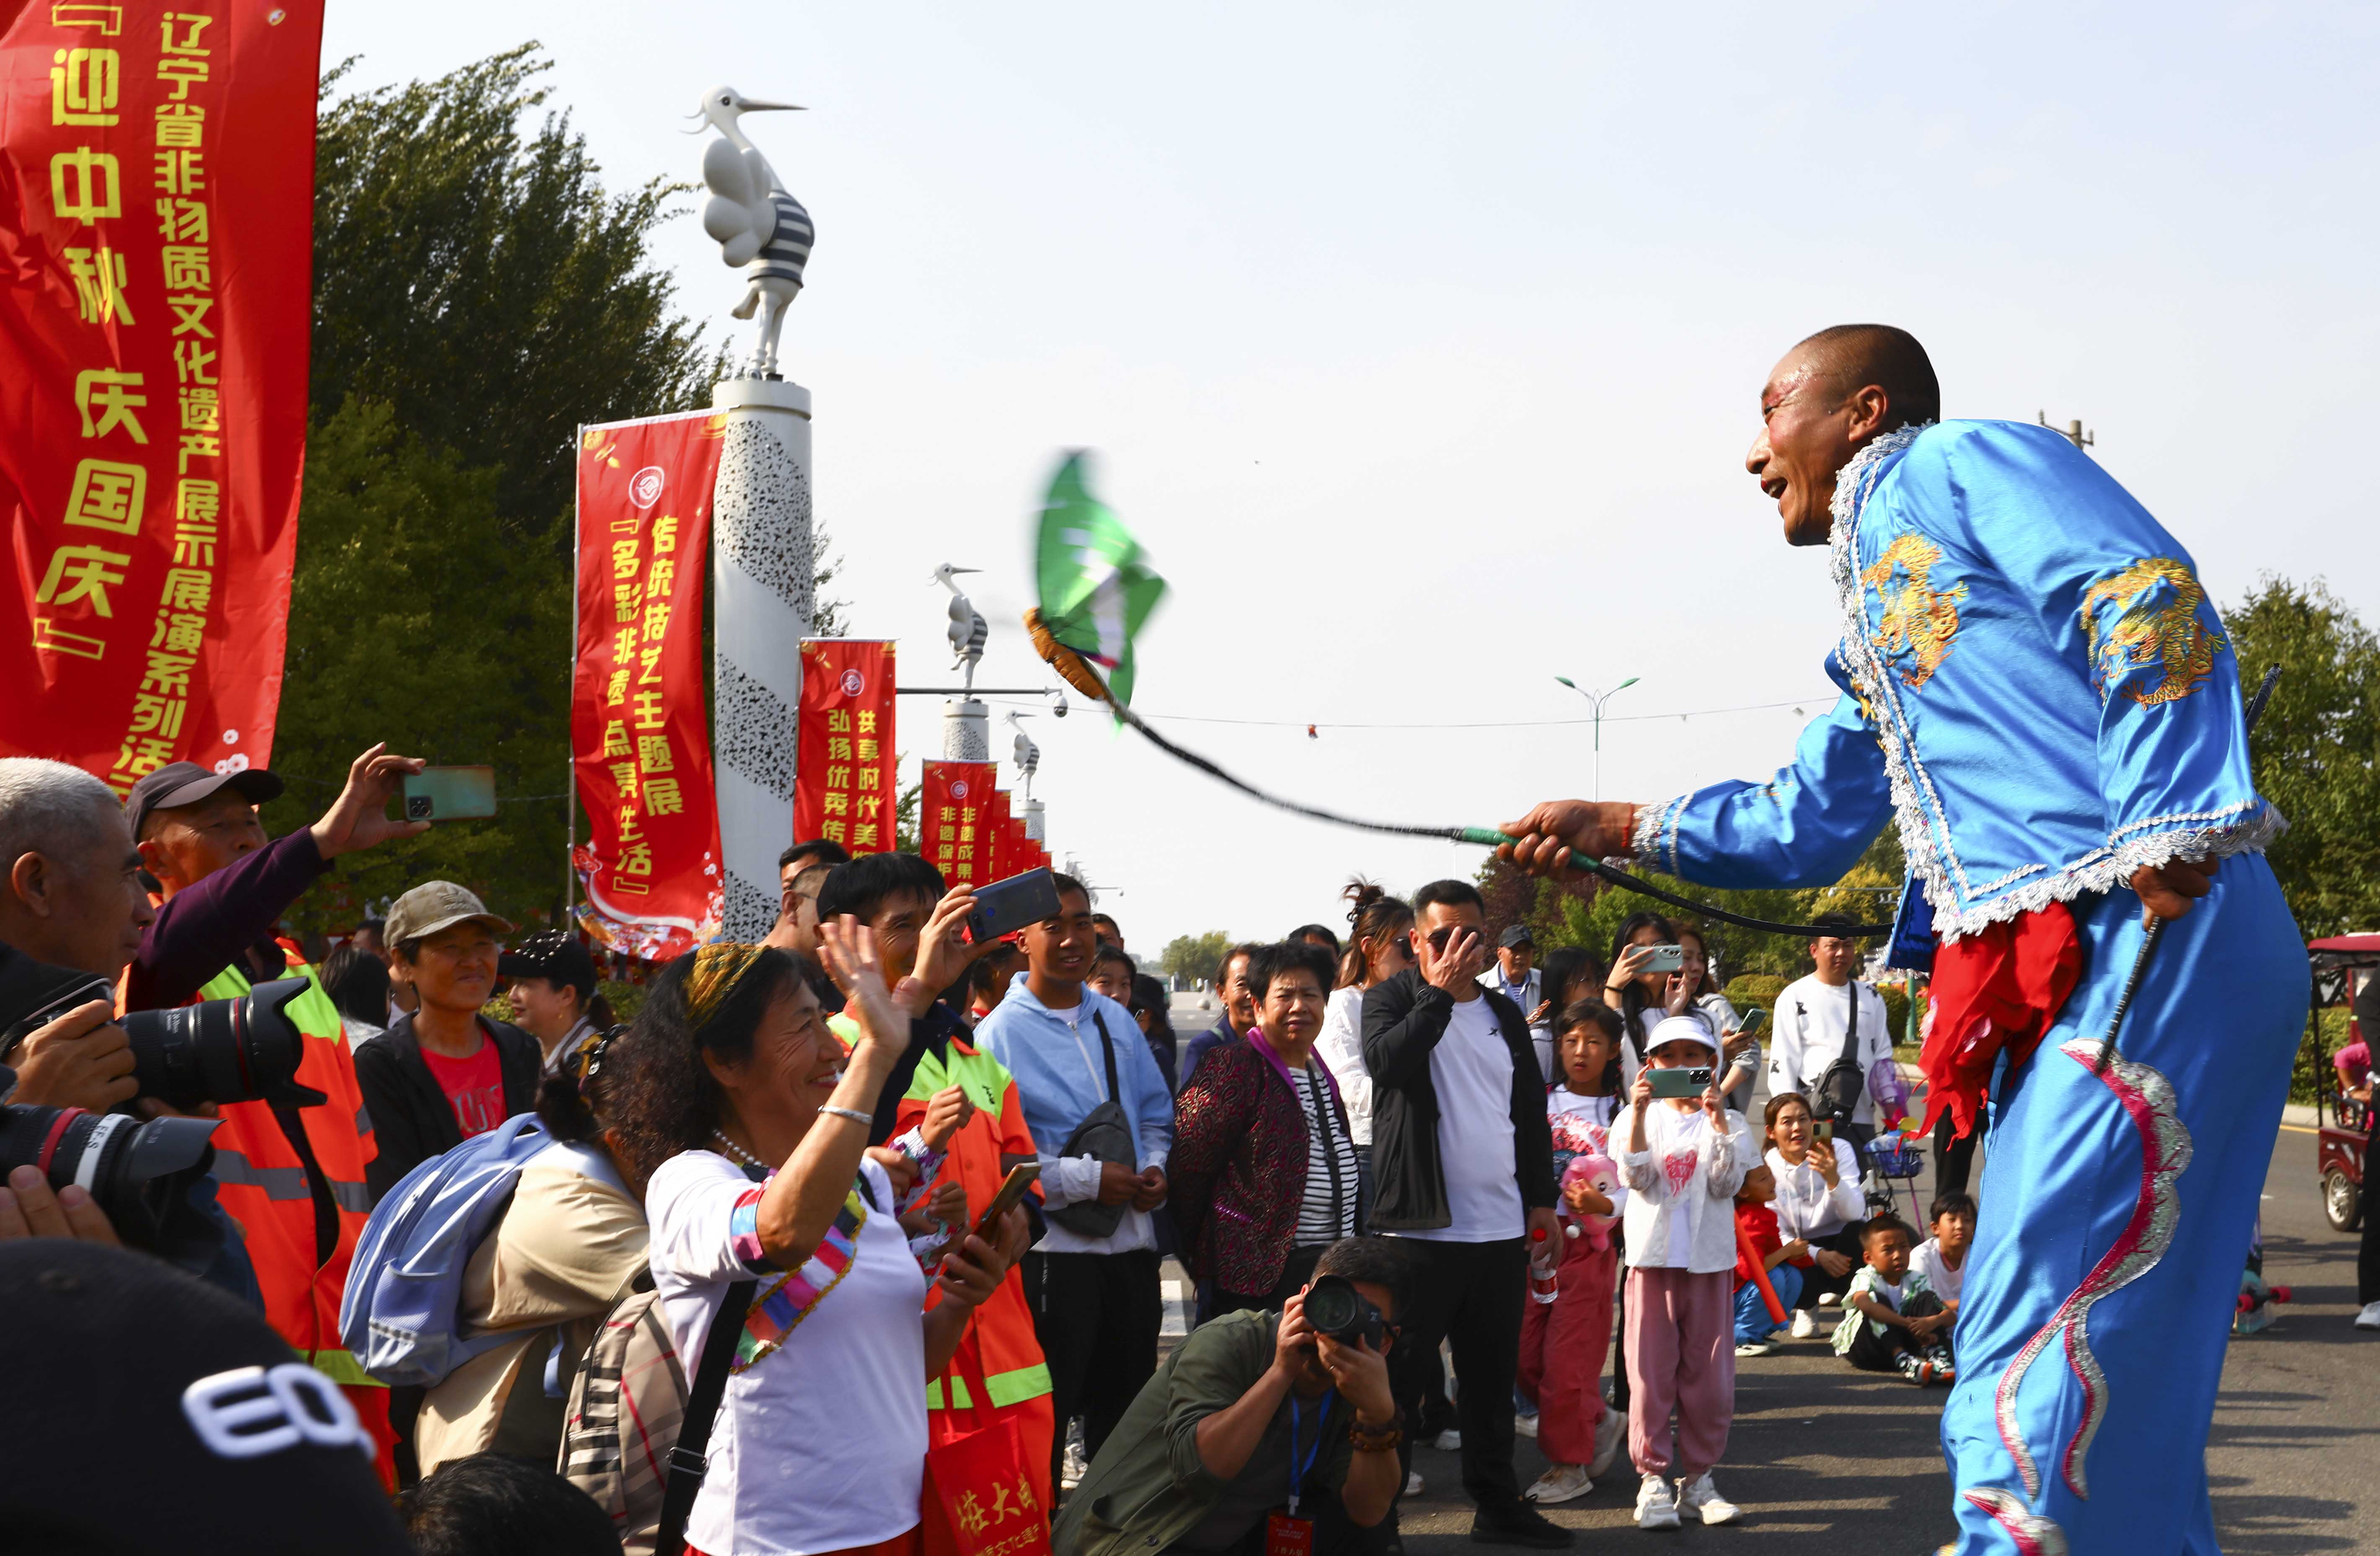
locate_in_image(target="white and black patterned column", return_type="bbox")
[710,376,814,940]
[943,697,989,760]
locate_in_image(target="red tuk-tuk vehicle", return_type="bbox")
[2305,934,2376,1231]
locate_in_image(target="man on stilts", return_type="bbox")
[1501,324,2307,1556]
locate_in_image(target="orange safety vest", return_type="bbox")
[894,1034,1053,1413]
[159,940,381,1386]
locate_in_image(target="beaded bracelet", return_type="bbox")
[819,1106,872,1126]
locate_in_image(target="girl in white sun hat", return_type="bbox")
[1611,1015,1755,1531]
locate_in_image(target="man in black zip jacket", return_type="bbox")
[1361,879,1567,1549]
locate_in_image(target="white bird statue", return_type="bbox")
[1006,711,1041,791]
[693,85,813,378]
[932,564,988,687]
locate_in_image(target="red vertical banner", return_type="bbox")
[794,639,896,854]
[572,412,725,961]
[0,1,326,786]
[921,760,995,887]
[985,788,1015,882]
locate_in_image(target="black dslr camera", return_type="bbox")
[0,961,326,1259]
[1302,1274,1387,1352]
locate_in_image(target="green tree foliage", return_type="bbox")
[2226,576,2380,938]
[1161,931,1232,984]
[264,401,572,925]
[311,47,716,533]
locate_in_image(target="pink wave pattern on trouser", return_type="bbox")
[1992,1036,2192,1501]
[1962,1488,2070,1556]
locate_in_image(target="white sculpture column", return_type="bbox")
[711,375,814,940]
[1024,797,1045,843]
[943,698,989,760]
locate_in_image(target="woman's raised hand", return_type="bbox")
[818,914,903,1047]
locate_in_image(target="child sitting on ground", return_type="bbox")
[1731,1164,1810,1355]
[1908,1191,1975,1315]
[1832,1216,1955,1385]
[1520,1000,1630,1505]
[1613,1016,1753,1529]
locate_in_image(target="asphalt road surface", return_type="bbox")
[1383,1119,2374,1553]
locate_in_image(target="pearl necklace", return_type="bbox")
[710,1130,770,1171]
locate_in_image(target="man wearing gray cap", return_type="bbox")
[1480,925,1549,1083]
[353,881,541,1203]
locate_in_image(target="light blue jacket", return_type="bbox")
[1632,420,2278,941]
[973,974,1175,1252]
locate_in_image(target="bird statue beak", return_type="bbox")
[739,100,805,112]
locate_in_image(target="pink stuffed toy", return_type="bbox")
[1559,1150,1622,1251]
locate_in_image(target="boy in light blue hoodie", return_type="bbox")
[973,872,1175,1489]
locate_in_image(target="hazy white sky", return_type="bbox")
[322,3,2380,956]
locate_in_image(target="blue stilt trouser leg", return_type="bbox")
[1941,860,2305,1555]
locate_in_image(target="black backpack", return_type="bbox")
[1805,982,1867,1132]
[1047,1011,1136,1238]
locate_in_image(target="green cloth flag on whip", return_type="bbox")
[1030,452,1166,708]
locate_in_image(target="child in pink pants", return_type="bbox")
[1613,1016,1753,1530]
[1518,1002,1628,1504]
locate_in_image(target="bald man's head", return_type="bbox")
[1792,324,1940,431]
[1747,324,1940,547]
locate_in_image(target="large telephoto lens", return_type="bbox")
[0,1103,222,1259]
[121,976,327,1111]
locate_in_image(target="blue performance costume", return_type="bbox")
[1630,420,2306,1555]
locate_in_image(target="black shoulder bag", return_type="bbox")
[652,1278,756,1556]
[1048,1011,1136,1239]
[1809,983,1867,1133]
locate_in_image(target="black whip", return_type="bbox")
[1105,696,1894,936]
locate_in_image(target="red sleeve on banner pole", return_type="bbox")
[0,2,326,785]
[794,639,897,855]
[572,414,726,961]
[920,760,997,888]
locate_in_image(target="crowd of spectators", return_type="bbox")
[0,750,2003,1551]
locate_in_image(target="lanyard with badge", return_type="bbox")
[1266,1394,1332,1556]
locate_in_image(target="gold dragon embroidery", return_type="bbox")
[1860,535,1967,691]
[2079,558,2227,706]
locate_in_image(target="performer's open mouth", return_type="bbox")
[1762,476,1788,503]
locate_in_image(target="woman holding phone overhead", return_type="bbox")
[1604,912,1699,1099]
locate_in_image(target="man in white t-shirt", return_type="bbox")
[1362,880,1570,1550]
[1769,916,1895,1162]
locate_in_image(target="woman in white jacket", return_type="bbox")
[1763,1093,1865,1333]
[1610,1017,1753,1530]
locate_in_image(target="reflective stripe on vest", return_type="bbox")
[199,959,375,1214]
[212,1148,370,1212]
[307,1346,382,1389]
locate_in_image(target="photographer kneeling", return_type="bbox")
[1055,1237,1405,1556]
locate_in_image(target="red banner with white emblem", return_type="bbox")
[572,411,724,961]
[0,0,325,789]
[921,760,996,888]
[793,638,896,855]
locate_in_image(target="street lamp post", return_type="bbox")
[1554,675,1640,799]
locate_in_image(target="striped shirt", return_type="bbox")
[749,191,814,288]
[1294,1065,1358,1245]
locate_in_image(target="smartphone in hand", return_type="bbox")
[1648,1066,1714,1099]
[966,869,1061,943]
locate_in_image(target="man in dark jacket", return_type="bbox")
[353,881,542,1204]
[1361,879,1565,1549]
